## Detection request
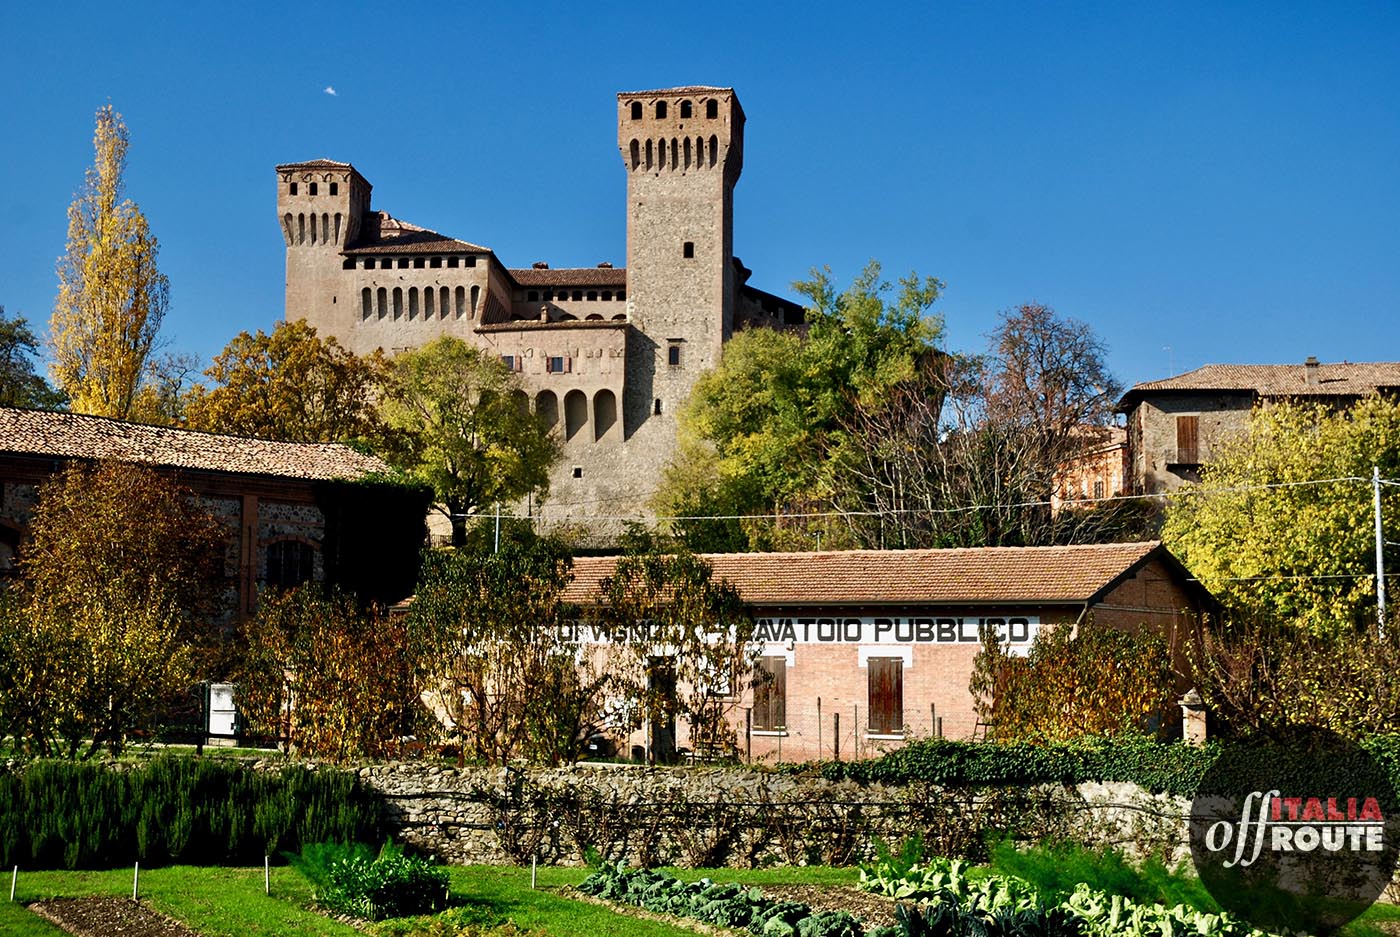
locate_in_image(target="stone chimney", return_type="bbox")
[1304,355,1320,386]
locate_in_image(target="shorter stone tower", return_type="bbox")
[276,160,372,334]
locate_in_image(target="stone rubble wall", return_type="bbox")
[359,763,1190,868]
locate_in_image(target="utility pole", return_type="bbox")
[1376,466,1387,633]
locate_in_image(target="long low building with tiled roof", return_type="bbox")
[0,407,427,624]
[1116,357,1400,493]
[564,541,1210,762]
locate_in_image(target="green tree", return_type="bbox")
[592,533,756,761]
[656,260,944,549]
[183,319,386,442]
[237,586,430,761]
[830,303,1126,548]
[50,105,169,419]
[1162,397,1400,634]
[0,461,224,757]
[0,306,65,409]
[377,337,558,546]
[408,526,607,766]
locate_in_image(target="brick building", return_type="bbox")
[1117,358,1400,494]
[277,87,803,534]
[0,407,428,616]
[567,541,1210,762]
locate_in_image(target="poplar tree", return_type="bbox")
[50,105,169,419]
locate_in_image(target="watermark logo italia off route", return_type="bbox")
[1190,728,1400,935]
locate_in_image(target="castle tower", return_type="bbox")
[616,87,744,436]
[275,159,372,334]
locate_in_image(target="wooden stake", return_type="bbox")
[531,855,537,889]
[132,861,139,901]
[264,855,270,896]
[10,865,16,902]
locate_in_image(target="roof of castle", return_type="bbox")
[619,86,733,96]
[563,541,1179,607]
[1118,361,1400,410]
[0,408,388,482]
[509,267,628,287]
[343,212,492,255]
[276,158,354,170]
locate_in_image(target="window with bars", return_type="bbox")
[752,657,786,731]
[265,540,315,589]
[867,657,904,735]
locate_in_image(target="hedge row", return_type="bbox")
[785,738,1222,798]
[0,755,384,869]
[791,734,1400,801]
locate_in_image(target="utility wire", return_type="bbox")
[457,474,1391,524]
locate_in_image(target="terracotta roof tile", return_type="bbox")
[619,86,733,97]
[1119,361,1400,410]
[276,158,355,170]
[563,542,1164,606]
[343,212,492,255]
[0,408,388,482]
[509,267,628,287]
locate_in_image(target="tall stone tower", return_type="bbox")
[275,159,372,333]
[616,87,744,437]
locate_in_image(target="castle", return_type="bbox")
[277,86,803,531]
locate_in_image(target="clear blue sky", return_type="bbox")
[2,1,1398,391]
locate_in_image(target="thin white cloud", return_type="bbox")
[324,86,338,97]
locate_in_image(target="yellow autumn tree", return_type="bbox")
[50,104,169,419]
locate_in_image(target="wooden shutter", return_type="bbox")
[753,657,786,730]
[1176,415,1199,464]
[868,658,903,734]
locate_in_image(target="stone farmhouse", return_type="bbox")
[1116,358,1400,494]
[0,407,428,617]
[566,541,1211,762]
[277,86,802,531]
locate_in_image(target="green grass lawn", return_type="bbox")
[4,860,1400,936]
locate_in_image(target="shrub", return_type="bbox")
[316,843,450,921]
[0,755,384,869]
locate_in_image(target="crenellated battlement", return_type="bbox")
[617,87,744,180]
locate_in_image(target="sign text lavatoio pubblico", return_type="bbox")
[752,615,1040,646]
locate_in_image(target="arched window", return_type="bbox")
[377,287,388,318]
[392,287,404,318]
[455,286,466,318]
[564,390,588,441]
[645,139,654,170]
[629,139,640,171]
[593,389,617,440]
[630,101,642,120]
[706,99,718,119]
[536,390,559,430]
[283,213,294,244]
[684,136,692,169]
[709,135,718,168]
[680,100,692,119]
[297,213,305,244]
[440,286,450,318]
[265,540,315,589]
[361,287,372,319]
[655,100,667,119]
[408,287,419,319]
[424,287,435,318]
[470,284,481,318]
[511,389,529,415]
